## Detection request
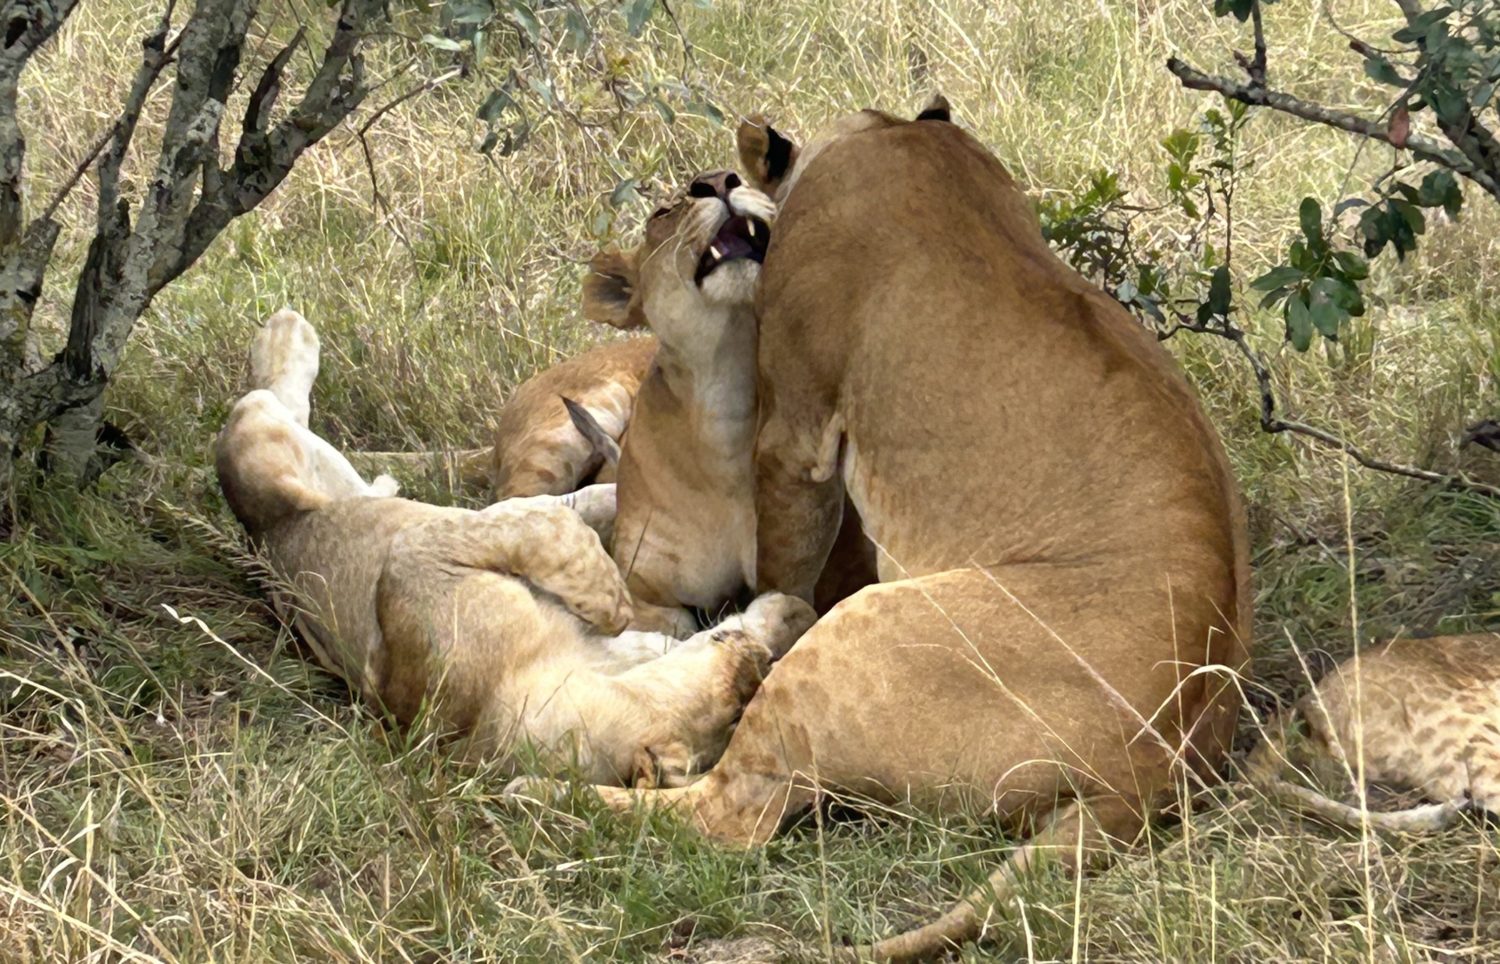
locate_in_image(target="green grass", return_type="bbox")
[4,0,1500,959]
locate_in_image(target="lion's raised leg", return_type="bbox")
[249,308,321,428]
[495,593,814,786]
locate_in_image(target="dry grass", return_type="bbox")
[3,0,1500,960]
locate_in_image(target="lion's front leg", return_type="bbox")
[754,411,846,602]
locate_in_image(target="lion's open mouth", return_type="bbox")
[694,214,770,285]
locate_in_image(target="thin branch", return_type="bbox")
[39,126,111,224]
[1161,316,1500,500]
[97,7,180,223]
[1165,57,1500,201]
[659,0,693,74]
[355,65,461,139]
[353,66,457,256]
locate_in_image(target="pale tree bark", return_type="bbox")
[0,0,386,491]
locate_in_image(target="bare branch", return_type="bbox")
[97,8,180,223]
[2,0,388,483]
[1165,57,1500,201]
[1162,317,1500,500]
[176,0,384,274]
[0,0,85,377]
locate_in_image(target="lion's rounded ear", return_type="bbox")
[915,93,952,123]
[737,114,798,193]
[582,249,645,329]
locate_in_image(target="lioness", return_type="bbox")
[216,309,815,786]
[537,102,1252,960]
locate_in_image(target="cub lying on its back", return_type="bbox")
[216,309,814,786]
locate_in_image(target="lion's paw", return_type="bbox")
[502,775,570,802]
[368,474,400,498]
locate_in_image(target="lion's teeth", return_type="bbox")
[747,221,757,238]
[710,245,723,260]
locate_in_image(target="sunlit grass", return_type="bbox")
[3,0,1498,959]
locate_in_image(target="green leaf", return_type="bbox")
[1393,198,1426,235]
[650,95,675,125]
[683,96,725,125]
[1331,250,1368,281]
[1212,0,1254,22]
[1206,264,1232,317]
[1298,196,1323,245]
[1251,265,1305,291]
[1161,128,1200,164]
[1428,84,1469,125]
[1286,295,1314,351]
[477,89,514,124]
[564,8,591,52]
[609,177,640,208]
[421,33,463,52]
[527,75,556,107]
[1363,56,1405,87]
[1308,277,1347,337]
[624,0,655,36]
[1417,169,1458,209]
[499,121,532,157]
[509,2,541,43]
[448,0,493,25]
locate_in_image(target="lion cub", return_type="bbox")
[1253,632,1500,829]
[578,171,774,618]
[215,309,814,785]
[489,336,657,500]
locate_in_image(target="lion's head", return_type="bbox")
[582,170,774,352]
[736,94,952,202]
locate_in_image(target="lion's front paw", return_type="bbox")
[740,593,818,660]
[368,474,401,498]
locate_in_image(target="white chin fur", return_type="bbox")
[697,259,760,305]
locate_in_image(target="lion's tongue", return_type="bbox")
[695,217,760,283]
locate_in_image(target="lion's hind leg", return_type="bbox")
[394,501,633,635]
[249,308,321,428]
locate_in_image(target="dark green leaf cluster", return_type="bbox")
[1250,198,1368,351]
[1360,4,1500,130]
[1040,102,1250,330]
[1189,0,1494,353]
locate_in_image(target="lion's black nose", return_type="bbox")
[688,170,742,200]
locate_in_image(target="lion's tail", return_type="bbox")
[853,797,1142,963]
[1245,703,1467,834]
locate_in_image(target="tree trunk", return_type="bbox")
[0,0,384,492]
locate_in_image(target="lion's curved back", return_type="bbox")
[758,115,1251,768]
